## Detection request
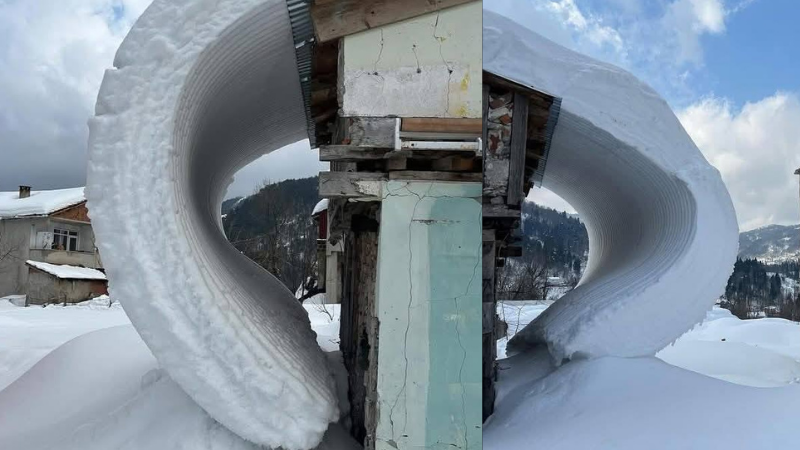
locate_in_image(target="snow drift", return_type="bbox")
[86,1,337,448]
[484,11,739,362]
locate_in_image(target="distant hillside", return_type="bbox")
[739,224,800,263]
[520,201,589,277]
[497,201,589,300]
[222,177,320,292]
[221,197,243,216]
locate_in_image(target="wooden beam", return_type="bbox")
[482,84,489,158]
[498,246,522,258]
[388,171,481,182]
[401,117,482,134]
[399,131,479,141]
[482,203,520,220]
[319,145,390,161]
[319,171,386,198]
[483,71,555,103]
[430,156,477,172]
[507,92,529,207]
[311,0,475,43]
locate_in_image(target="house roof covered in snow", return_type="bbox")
[0,187,86,219]
[26,261,107,281]
[312,198,329,216]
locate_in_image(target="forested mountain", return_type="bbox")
[722,258,800,320]
[221,197,243,216]
[222,177,320,293]
[519,200,589,279]
[220,181,800,318]
[497,201,589,300]
[739,224,800,263]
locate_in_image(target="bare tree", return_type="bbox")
[496,257,550,300]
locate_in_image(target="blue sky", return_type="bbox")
[702,0,800,106]
[487,0,800,230]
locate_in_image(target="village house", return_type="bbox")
[0,186,106,305]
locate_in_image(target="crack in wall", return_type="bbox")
[381,181,480,449]
[432,12,454,115]
[386,182,434,444]
[373,29,385,75]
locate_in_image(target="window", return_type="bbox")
[52,229,78,251]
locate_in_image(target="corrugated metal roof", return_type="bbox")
[285,0,316,146]
[533,96,561,187]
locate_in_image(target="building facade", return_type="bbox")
[0,186,105,303]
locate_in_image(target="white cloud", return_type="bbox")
[527,187,577,214]
[0,0,150,191]
[0,0,320,198]
[663,0,726,65]
[224,142,328,200]
[678,94,800,230]
[545,0,626,55]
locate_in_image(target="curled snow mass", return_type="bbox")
[484,12,739,362]
[86,1,337,448]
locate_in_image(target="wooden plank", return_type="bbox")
[391,149,482,160]
[385,157,407,171]
[311,0,475,42]
[482,84,489,159]
[398,131,479,141]
[484,71,555,103]
[482,302,496,334]
[319,145,390,161]
[483,203,521,220]
[319,171,386,198]
[430,156,476,172]
[401,117,482,134]
[507,92,529,206]
[498,246,522,258]
[388,171,481,182]
[482,230,497,421]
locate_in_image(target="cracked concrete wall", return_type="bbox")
[340,2,482,118]
[374,181,482,450]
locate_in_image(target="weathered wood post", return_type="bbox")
[481,72,561,421]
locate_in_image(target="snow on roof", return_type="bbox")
[0,187,85,219]
[26,261,107,281]
[311,198,329,216]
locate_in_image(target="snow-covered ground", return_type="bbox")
[0,296,127,390]
[492,300,800,449]
[498,300,800,387]
[0,300,355,450]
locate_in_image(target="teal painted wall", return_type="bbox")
[374,180,481,450]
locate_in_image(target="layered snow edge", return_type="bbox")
[484,11,739,361]
[86,1,337,448]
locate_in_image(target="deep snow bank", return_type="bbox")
[0,299,129,390]
[484,11,739,361]
[86,1,336,448]
[0,321,357,450]
[485,354,800,450]
[489,303,800,449]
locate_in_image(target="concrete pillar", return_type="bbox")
[374,180,482,450]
